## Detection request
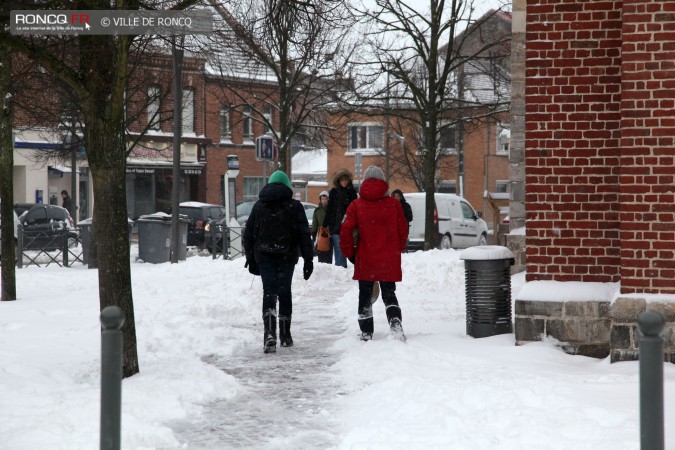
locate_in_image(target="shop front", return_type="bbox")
[126,141,206,219]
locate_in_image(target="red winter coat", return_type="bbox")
[339,178,409,281]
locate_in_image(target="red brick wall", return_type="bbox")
[620,0,675,293]
[526,0,675,294]
[525,0,623,283]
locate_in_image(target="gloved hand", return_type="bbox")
[303,259,314,280]
[245,258,260,276]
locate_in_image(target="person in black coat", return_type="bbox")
[243,170,314,354]
[392,189,413,224]
[322,168,358,268]
[61,190,73,215]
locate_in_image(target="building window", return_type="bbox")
[349,123,383,151]
[182,88,195,134]
[148,86,161,131]
[263,104,273,134]
[438,180,457,193]
[220,104,231,140]
[243,105,253,139]
[244,176,266,202]
[439,125,456,154]
[497,124,510,155]
[495,180,509,193]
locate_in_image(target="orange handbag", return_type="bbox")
[316,226,331,252]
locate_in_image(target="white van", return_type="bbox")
[404,193,488,251]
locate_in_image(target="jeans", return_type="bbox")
[332,234,347,268]
[357,281,401,333]
[258,260,296,317]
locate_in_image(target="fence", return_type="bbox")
[16,225,83,268]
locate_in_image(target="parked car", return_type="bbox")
[18,204,78,251]
[301,202,317,227]
[236,200,316,227]
[179,202,226,249]
[235,201,256,226]
[13,203,37,217]
[405,193,488,251]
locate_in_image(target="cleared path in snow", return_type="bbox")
[170,289,347,449]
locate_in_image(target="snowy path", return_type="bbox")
[170,289,346,449]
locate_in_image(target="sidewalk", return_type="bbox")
[170,288,347,449]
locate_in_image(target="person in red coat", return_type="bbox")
[339,165,409,341]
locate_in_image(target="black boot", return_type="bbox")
[279,316,293,347]
[263,309,277,353]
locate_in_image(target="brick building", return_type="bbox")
[524,0,674,294]
[324,110,510,230]
[514,0,675,360]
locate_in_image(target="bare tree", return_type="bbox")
[351,0,511,249]
[0,0,199,378]
[205,0,358,173]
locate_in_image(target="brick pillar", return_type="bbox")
[620,0,675,294]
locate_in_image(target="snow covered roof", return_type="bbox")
[291,148,327,176]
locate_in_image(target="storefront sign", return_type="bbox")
[127,167,155,174]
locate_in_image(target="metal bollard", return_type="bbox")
[62,229,69,267]
[638,310,665,450]
[100,306,125,450]
[16,224,23,269]
[211,221,218,260]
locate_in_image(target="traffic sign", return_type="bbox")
[256,136,277,160]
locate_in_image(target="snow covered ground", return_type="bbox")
[1,247,674,449]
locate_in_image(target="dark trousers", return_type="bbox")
[317,250,332,264]
[357,281,401,333]
[258,260,295,317]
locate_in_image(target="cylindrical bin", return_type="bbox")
[460,245,515,338]
[136,213,188,264]
[78,218,135,266]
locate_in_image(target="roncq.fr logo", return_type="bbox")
[15,13,91,29]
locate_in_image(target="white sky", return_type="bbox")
[0,244,672,449]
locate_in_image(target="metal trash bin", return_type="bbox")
[79,218,134,266]
[136,213,188,264]
[460,245,515,338]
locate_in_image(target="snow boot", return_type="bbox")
[389,318,406,342]
[263,309,277,353]
[360,332,373,341]
[279,315,293,347]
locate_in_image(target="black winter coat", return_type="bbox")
[392,189,413,224]
[323,185,357,235]
[243,183,314,264]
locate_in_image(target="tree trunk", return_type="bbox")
[86,116,139,377]
[0,48,16,301]
[423,127,438,251]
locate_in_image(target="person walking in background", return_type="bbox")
[391,189,413,224]
[61,190,72,214]
[323,169,357,268]
[311,190,332,264]
[243,170,314,354]
[392,189,413,252]
[339,166,409,342]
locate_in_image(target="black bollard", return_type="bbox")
[638,310,665,450]
[16,224,23,269]
[100,306,125,450]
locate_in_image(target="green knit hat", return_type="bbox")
[268,170,292,189]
